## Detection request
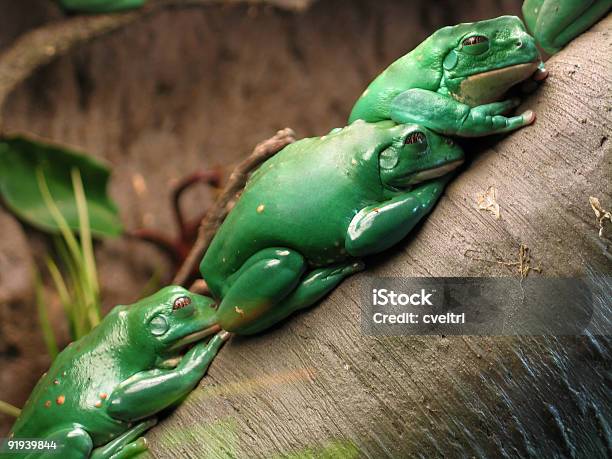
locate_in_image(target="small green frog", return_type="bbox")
[59,0,145,13]
[199,121,464,335]
[8,286,227,459]
[522,0,611,54]
[349,16,546,137]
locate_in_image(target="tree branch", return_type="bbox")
[0,0,314,129]
[172,127,296,286]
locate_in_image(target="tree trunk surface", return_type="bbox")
[145,16,611,459]
[0,0,524,436]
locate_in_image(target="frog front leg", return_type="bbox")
[23,426,92,459]
[106,331,228,422]
[523,0,611,54]
[346,177,450,257]
[90,419,156,459]
[389,89,535,137]
[235,261,365,335]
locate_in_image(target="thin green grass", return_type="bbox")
[34,167,102,357]
[0,400,21,418]
[33,269,58,360]
[1,168,107,419]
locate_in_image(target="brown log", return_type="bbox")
[145,15,611,458]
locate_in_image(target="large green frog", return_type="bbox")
[522,0,611,54]
[199,121,464,335]
[349,16,546,137]
[7,286,227,459]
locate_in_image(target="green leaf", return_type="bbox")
[0,136,122,237]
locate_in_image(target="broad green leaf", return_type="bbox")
[0,136,122,237]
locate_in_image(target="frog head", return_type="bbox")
[426,16,540,106]
[125,286,218,355]
[379,124,464,189]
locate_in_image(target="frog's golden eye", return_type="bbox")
[461,35,490,55]
[172,296,192,310]
[405,132,426,145]
[462,35,488,46]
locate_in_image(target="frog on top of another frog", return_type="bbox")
[349,15,547,137]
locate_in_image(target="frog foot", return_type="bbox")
[522,62,549,93]
[459,99,536,136]
[533,64,549,82]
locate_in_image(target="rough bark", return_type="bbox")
[144,16,611,458]
[0,0,524,436]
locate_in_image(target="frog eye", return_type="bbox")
[461,35,490,55]
[172,296,192,310]
[462,35,487,46]
[404,131,426,145]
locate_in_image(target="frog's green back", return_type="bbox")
[200,122,396,296]
[9,310,145,443]
[348,39,444,123]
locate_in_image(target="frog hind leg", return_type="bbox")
[235,261,365,335]
[23,426,92,459]
[90,418,156,459]
[549,0,611,53]
[531,0,610,54]
[215,248,307,332]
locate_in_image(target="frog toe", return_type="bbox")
[108,437,148,459]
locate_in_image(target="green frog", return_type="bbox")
[59,0,145,13]
[349,16,546,137]
[522,0,611,54]
[199,121,464,335]
[7,286,227,459]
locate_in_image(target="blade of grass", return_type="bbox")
[36,168,83,267]
[52,237,83,337]
[33,269,58,360]
[71,168,101,327]
[0,400,20,418]
[45,254,75,336]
